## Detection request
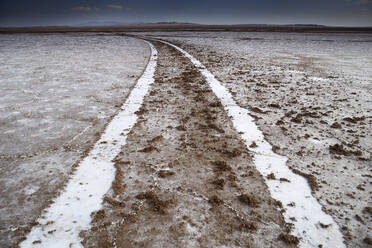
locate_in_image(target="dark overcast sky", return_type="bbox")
[0,0,372,27]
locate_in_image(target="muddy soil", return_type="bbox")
[80,41,296,247]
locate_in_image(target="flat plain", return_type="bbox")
[0,29,371,247]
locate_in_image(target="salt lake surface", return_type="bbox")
[0,31,371,247]
[0,33,149,247]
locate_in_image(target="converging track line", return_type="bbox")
[156,39,345,248]
[19,36,345,247]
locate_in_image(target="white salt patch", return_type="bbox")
[311,76,330,82]
[161,40,345,248]
[308,138,323,144]
[19,41,157,248]
[24,186,39,196]
[68,125,93,143]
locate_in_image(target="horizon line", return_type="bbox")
[1,22,372,29]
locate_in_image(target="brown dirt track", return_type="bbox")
[80,40,297,248]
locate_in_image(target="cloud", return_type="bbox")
[71,7,93,12]
[359,0,372,4]
[107,4,131,11]
[345,0,372,4]
[108,4,123,9]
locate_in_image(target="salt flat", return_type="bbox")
[0,33,149,247]
[0,32,371,248]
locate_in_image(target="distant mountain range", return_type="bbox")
[74,21,195,27]
[75,21,143,26]
[3,23,371,33]
[233,24,325,27]
[293,24,325,27]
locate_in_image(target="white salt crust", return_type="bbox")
[19,41,157,248]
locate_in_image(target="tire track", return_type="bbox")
[81,40,290,248]
[158,39,345,248]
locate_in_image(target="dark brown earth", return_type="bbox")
[80,41,296,247]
